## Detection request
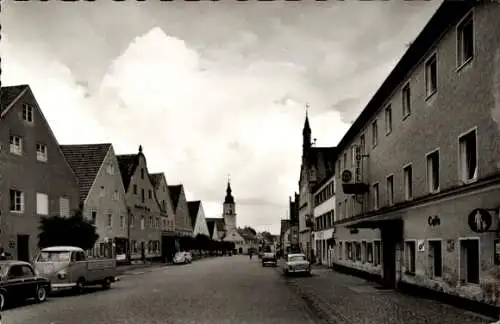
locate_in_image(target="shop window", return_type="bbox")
[374,241,381,266]
[367,242,373,263]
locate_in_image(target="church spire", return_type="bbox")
[224,176,234,204]
[302,103,312,158]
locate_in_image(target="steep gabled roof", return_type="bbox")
[187,201,201,227]
[168,185,183,210]
[206,219,216,237]
[0,85,29,115]
[60,144,112,203]
[206,217,225,232]
[150,173,163,189]
[116,154,140,191]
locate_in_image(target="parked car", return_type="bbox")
[0,260,51,310]
[173,252,192,264]
[262,252,277,267]
[282,253,311,276]
[34,246,117,294]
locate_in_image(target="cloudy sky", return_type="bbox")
[1,0,441,234]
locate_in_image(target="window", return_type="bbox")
[36,193,49,215]
[107,214,112,227]
[343,153,347,170]
[120,215,125,228]
[99,186,105,198]
[59,197,70,217]
[141,168,145,179]
[338,202,342,219]
[355,242,361,261]
[351,146,356,165]
[22,104,34,122]
[372,183,379,210]
[156,217,160,228]
[141,216,145,230]
[372,120,378,147]
[113,190,119,201]
[141,189,145,203]
[36,143,47,162]
[106,164,115,175]
[360,134,365,154]
[338,242,343,260]
[337,161,341,178]
[9,135,23,155]
[91,211,97,225]
[10,190,24,212]
[344,198,348,218]
[385,105,392,135]
[367,242,373,263]
[149,216,153,227]
[459,129,477,182]
[425,54,437,97]
[429,240,442,278]
[403,164,413,200]
[361,241,367,262]
[130,215,135,227]
[402,83,411,117]
[148,190,152,199]
[426,150,440,193]
[459,239,479,284]
[374,241,381,266]
[457,13,473,67]
[386,175,394,206]
[405,241,416,274]
[133,184,137,195]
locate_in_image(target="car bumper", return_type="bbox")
[262,260,277,265]
[287,268,310,273]
[50,282,77,291]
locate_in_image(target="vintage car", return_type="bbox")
[261,252,277,267]
[34,246,117,293]
[0,260,51,310]
[282,253,311,276]
[173,252,192,265]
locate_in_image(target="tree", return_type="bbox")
[244,226,257,236]
[195,234,210,254]
[179,236,194,251]
[38,209,99,250]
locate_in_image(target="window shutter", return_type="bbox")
[59,197,70,217]
[36,193,49,215]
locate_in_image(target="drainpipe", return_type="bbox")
[126,207,131,264]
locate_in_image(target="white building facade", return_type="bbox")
[312,174,335,265]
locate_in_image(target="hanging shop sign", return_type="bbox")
[468,208,492,233]
[355,146,362,183]
[342,170,352,183]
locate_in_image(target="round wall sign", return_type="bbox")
[341,170,352,183]
[467,208,492,233]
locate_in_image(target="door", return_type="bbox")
[382,241,396,288]
[20,264,38,298]
[17,235,30,262]
[6,265,29,300]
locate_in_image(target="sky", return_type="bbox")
[1,0,442,234]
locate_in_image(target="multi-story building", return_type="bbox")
[0,85,80,261]
[288,193,300,251]
[168,184,193,238]
[333,1,500,307]
[60,143,128,261]
[117,146,167,261]
[298,112,336,260]
[149,172,177,261]
[312,172,335,265]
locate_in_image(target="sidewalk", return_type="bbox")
[276,260,496,324]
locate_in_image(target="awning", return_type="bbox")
[340,211,404,229]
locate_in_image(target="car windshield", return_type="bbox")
[37,251,72,262]
[289,255,306,262]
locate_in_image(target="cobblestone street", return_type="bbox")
[276,261,497,324]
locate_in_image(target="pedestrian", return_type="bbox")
[249,251,253,260]
[0,246,10,261]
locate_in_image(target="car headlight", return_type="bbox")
[57,270,67,279]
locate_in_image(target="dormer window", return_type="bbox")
[141,168,145,179]
[22,104,34,122]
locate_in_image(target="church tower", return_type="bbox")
[223,179,236,232]
[302,106,312,162]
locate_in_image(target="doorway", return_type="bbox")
[17,235,30,262]
[380,220,403,288]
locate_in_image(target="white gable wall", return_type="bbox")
[193,204,209,237]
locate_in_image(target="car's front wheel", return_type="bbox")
[35,285,48,303]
